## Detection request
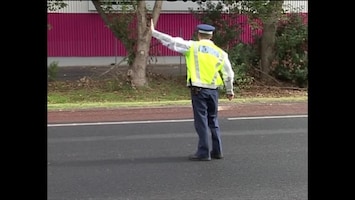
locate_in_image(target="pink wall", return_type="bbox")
[47,13,307,57]
[48,13,200,57]
[48,13,122,57]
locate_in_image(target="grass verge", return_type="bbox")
[47,96,307,111]
[48,75,308,111]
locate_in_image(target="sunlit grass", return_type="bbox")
[47,75,307,111]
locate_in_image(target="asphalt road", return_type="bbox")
[47,115,308,200]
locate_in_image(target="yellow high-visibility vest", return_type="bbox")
[185,40,225,89]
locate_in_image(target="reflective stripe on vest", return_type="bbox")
[186,41,224,88]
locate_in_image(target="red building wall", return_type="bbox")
[47,13,307,57]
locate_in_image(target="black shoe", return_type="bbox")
[188,154,211,161]
[210,151,224,159]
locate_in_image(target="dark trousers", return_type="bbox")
[190,87,222,157]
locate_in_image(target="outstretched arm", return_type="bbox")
[150,19,192,54]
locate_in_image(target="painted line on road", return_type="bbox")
[47,115,307,127]
[228,114,307,120]
[47,119,194,127]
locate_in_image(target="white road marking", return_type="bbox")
[47,115,307,127]
[227,115,307,120]
[47,119,194,127]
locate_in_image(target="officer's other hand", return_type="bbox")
[227,94,234,101]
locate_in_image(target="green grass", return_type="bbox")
[47,96,307,110]
[48,76,190,104]
[47,75,308,111]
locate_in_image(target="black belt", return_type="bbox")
[190,86,217,95]
[189,86,201,95]
[189,86,217,90]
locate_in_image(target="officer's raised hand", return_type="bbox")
[150,19,155,32]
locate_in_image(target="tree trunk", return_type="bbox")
[259,0,283,82]
[128,0,163,88]
[129,44,149,87]
[91,0,163,88]
[260,21,276,81]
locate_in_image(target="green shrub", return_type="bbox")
[48,61,59,82]
[272,13,308,87]
[228,43,259,89]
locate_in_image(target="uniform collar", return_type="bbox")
[199,39,214,44]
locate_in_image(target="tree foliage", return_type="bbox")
[190,0,243,51]
[47,0,67,11]
[272,13,308,87]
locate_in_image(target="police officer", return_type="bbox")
[150,19,234,161]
